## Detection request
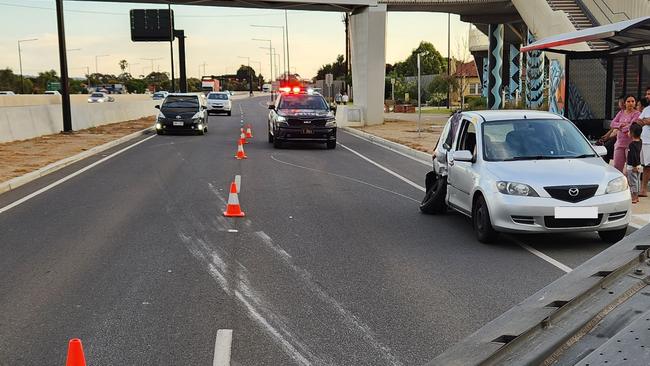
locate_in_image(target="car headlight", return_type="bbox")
[496,181,539,197]
[192,112,202,120]
[606,176,628,194]
[197,124,203,130]
[155,123,162,130]
[276,115,287,122]
[325,118,336,127]
[87,98,92,102]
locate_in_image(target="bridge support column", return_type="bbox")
[487,24,504,110]
[351,4,386,125]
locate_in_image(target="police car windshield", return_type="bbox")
[279,95,328,110]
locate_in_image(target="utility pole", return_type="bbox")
[253,38,273,84]
[95,54,109,74]
[55,0,72,132]
[141,57,162,74]
[199,61,207,77]
[285,10,290,81]
[251,25,286,80]
[17,38,38,94]
[168,2,175,92]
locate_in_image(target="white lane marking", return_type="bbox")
[338,141,575,274]
[338,143,426,193]
[227,229,239,233]
[340,129,431,166]
[509,238,573,273]
[235,175,241,193]
[270,155,420,203]
[0,135,156,215]
[213,329,233,366]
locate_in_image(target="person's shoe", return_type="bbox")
[639,193,648,197]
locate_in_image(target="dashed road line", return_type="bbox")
[213,329,233,366]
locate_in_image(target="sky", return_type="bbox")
[0,0,471,80]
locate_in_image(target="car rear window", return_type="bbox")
[91,93,104,97]
[278,95,328,110]
[208,93,228,100]
[163,96,199,108]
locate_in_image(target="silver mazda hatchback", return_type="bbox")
[421,110,631,243]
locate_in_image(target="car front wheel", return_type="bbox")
[472,195,499,243]
[598,227,627,243]
[420,172,447,214]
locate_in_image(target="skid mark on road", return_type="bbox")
[270,154,419,203]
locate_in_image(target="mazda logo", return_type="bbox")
[568,187,580,197]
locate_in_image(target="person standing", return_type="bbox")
[636,87,650,196]
[598,96,625,164]
[610,95,640,173]
[627,123,643,203]
[342,92,349,105]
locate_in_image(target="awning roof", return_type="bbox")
[521,16,650,54]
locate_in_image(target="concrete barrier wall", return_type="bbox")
[0,94,153,107]
[0,96,157,143]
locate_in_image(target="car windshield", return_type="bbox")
[153,93,164,97]
[208,93,228,100]
[482,119,596,161]
[162,96,199,109]
[91,93,104,97]
[278,95,328,110]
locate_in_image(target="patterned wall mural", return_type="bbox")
[526,30,545,109]
[488,24,504,110]
[549,59,565,115]
[508,44,521,101]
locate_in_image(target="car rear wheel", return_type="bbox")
[472,195,499,243]
[326,141,336,149]
[598,227,627,243]
[419,172,447,214]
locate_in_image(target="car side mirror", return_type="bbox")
[452,150,474,162]
[443,143,451,151]
[268,104,275,110]
[593,145,608,157]
[155,105,160,109]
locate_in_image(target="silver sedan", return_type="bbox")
[421,110,631,243]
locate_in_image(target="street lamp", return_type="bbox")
[141,57,162,75]
[417,51,429,138]
[18,38,38,94]
[251,60,262,87]
[252,38,273,83]
[251,24,287,81]
[95,54,109,74]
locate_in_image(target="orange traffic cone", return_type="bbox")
[223,181,245,217]
[245,125,253,139]
[240,130,248,144]
[235,139,247,160]
[65,339,87,366]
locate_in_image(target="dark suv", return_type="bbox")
[154,94,207,135]
[267,91,337,149]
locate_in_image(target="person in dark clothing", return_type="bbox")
[627,122,643,203]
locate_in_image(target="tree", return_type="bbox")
[428,75,457,106]
[119,60,128,73]
[453,36,472,108]
[125,79,147,94]
[236,65,256,82]
[315,54,347,81]
[32,70,60,93]
[393,41,446,77]
[187,78,202,92]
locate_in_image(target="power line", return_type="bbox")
[0,2,281,18]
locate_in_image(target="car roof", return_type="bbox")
[167,93,199,97]
[462,110,565,123]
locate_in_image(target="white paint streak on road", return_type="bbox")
[213,329,233,366]
[254,231,291,260]
[509,237,573,273]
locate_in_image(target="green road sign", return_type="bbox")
[47,81,61,91]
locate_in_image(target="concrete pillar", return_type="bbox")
[481,57,488,98]
[487,24,504,110]
[351,5,386,126]
[508,44,521,101]
[525,30,545,109]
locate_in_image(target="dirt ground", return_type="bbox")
[354,118,446,154]
[0,116,154,183]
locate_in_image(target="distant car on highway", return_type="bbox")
[87,92,115,103]
[154,93,208,135]
[45,91,60,96]
[206,92,232,116]
[267,86,337,149]
[420,110,631,243]
[0,91,16,95]
[262,84,272,93]
[152,91,169,100]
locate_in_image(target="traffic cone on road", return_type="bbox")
[245,125,253,139]
[65,339,87,366]
[235,139,248,160]
[240,130,248,144]
[223,181,245,217]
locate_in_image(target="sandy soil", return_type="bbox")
[354,118,445,154]
[0,116,154,183]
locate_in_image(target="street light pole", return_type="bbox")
[417,52,422,138]
[253,38,273,84]
[251,25,286,81]
[95,54,109,74]
[17,38,37,94]
[285,10,290,80]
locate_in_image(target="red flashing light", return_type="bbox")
[280,87,291,93]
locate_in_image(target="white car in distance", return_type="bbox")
[206,92,232,116]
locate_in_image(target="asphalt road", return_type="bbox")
[0,96,624,365]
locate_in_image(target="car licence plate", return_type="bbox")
[302,128,313,134]
[554,207,597,219]
[173,121,184,126]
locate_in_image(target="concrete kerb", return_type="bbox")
[0,127,154,195]
[341,126,432,165]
